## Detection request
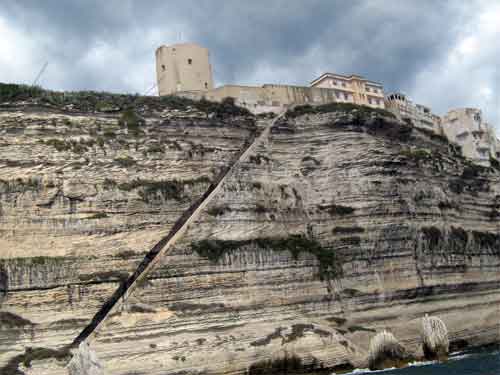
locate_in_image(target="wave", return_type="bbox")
[335,359,436,375]
[335,367,396,375]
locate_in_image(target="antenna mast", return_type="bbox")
[32,61,48,87]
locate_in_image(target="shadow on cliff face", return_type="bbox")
[0,266,7,304]
[248,353,352,375]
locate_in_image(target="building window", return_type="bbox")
[376,99,380,105]
[204,82,208,89]
[188,58,193,65]
[332,80,337,86]
[344,93,349,100]
[368,98,372,104]
[335,91,340,99]
[342,82,346,87]
[366,87,370,92]
[161,64,166,71]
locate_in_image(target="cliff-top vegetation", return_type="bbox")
[285,102,396,119]
[0,82,251,118]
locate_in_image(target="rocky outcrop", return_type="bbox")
[368,331,413,370]
[0,96,499,374]
[421,314,449,361]
[67,343,103,375]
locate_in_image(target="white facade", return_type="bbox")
[310,73,385,109]
[385,93,441,131]
[441,108,499,166]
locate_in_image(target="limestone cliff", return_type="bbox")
[0,91,499,374]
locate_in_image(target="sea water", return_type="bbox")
[337,350,499,375]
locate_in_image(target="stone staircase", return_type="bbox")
[72,111,285,346]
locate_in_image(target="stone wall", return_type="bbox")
[179,84,342,114]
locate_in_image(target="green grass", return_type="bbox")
[0,177,41,193]
[191,235,344,281]
[146,144,165,153]
[119,108,144,133]
[332,226,365,234]
[206,205,230,217]
[115,176,211,202]
[400,148,432,162]
[114,156,136,168]
[85,212,108,220]
[347,325,376,333]
[318,204,355,216]
[286,102,395,119]
[0,83,43,102]
[42,138,96,153]
[0,256,67,267]
[43,139,72,152]
[0,83,252,119]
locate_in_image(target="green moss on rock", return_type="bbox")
[191,235,343,281]
[286,102,395,119]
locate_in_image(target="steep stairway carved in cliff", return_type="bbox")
[72,112,284,346]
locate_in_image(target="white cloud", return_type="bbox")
[0,16,48,85]
[409,2,500,135]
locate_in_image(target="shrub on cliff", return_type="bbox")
[286,102,395,119]
[119,108,145,135]
[191,235,344,281]
[196,96,251,118]
[0,83,253,120]
[0,83,43,102]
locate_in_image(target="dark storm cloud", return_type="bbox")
[0,1,498,130]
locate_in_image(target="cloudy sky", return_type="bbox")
[0,1,498,131]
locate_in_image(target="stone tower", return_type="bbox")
[155,43,214,96]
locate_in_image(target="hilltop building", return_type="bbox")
[155,42,499,167]
[157,43,384,114]
[310,73,385,108]
[441,108,499,166]
[384,92,441,132]
[156,43,214,96]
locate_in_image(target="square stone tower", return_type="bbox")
[155,43,214,96]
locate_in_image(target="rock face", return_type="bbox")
[67,343,103,375]
[421,314,449,361]
[368,330,413,370]
[0,98,499,374]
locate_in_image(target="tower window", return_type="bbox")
[188,58,192,65]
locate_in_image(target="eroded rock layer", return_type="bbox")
[0,100,257,373]
[1,101,499,374]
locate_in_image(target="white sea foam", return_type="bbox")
[334,367,397,375]
[407,359,436,367]
[449,353,471,361]
[335,358,436,375]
